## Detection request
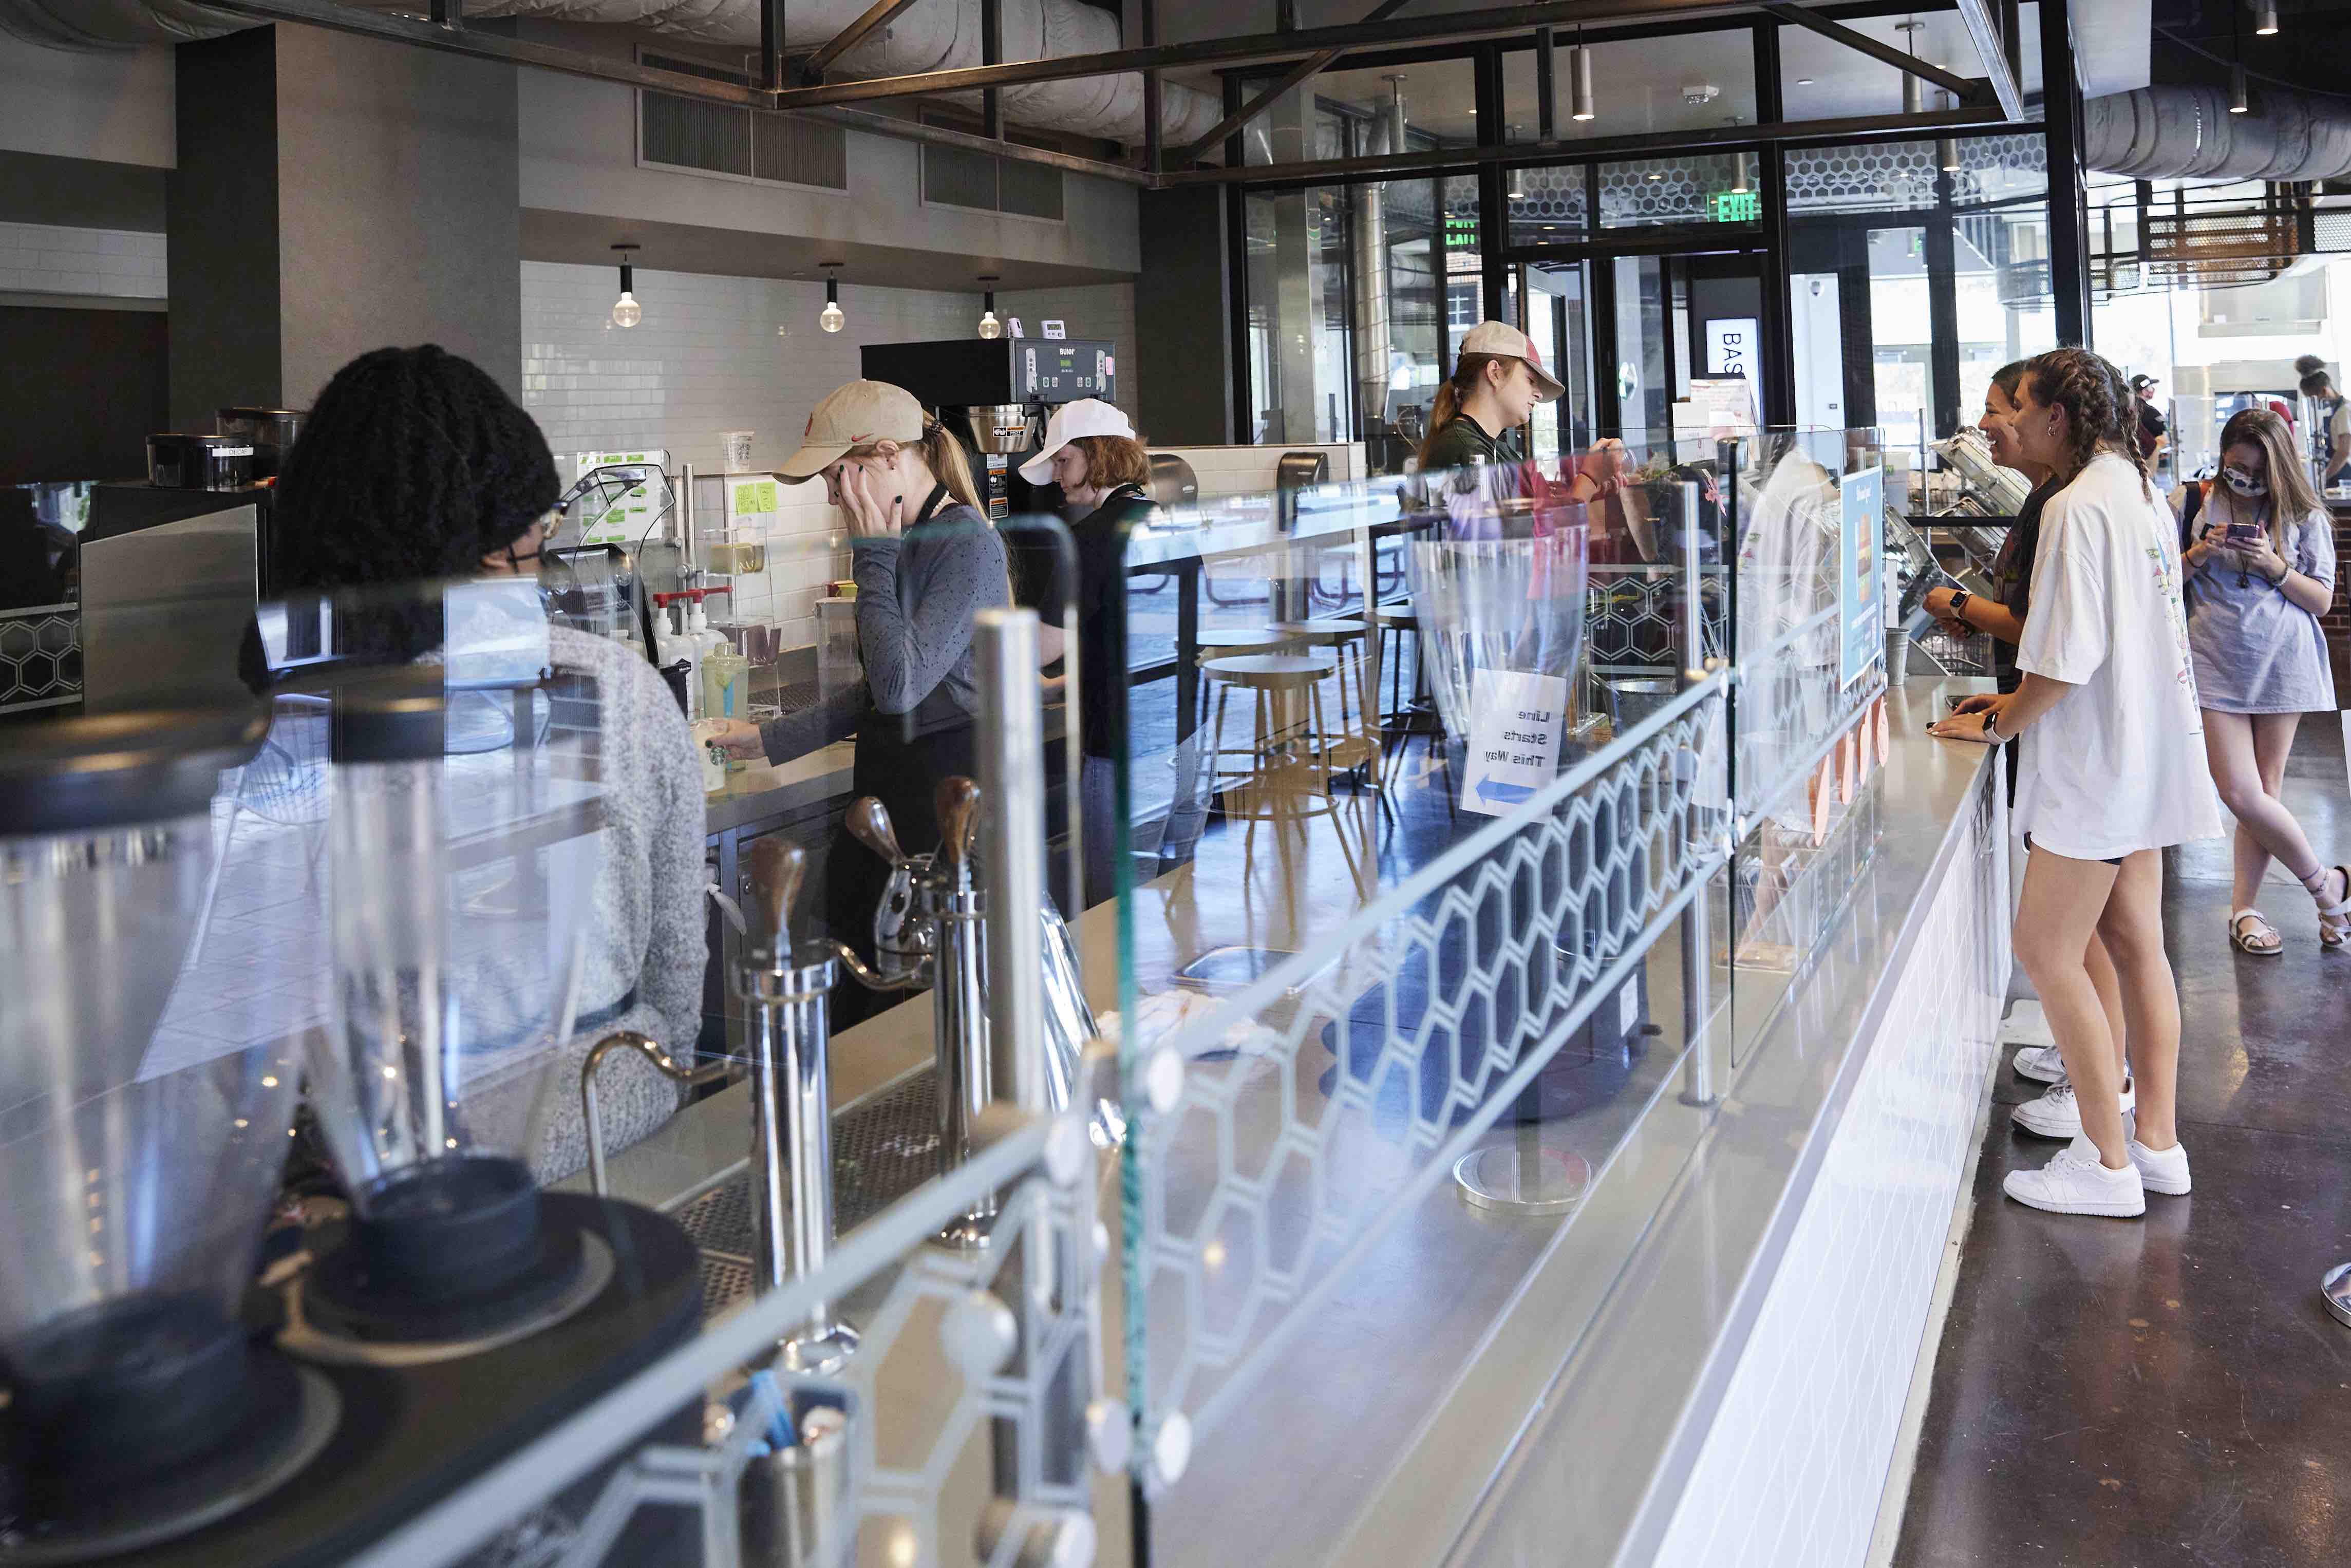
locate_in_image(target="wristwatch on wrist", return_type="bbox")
[1981,709,2002,743]
[1947,589,1973,622]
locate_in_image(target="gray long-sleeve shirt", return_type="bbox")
[759,503,1011,762]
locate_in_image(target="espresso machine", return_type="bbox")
[858,338,1117,519]
[1,582,706,1565]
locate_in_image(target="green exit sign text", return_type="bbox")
[1709,190,1760,223]
[1445,215,1479,249]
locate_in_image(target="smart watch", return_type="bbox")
[1947,589,1973,622]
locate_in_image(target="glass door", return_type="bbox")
[1514,259,1594,459]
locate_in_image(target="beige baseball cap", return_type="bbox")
[1019,398,1138,485]
[1458,320,1566,402]
[775,380,928,481]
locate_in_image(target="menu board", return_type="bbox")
[1839,465,1884,689]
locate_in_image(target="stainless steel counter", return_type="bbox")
[701,739,855,838]
[596,683,2000,1568]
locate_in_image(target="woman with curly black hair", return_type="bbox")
[1930,347,2222,1219]
[274,345,706,1182]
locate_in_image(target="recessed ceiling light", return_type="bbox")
[1796,77,1815,85]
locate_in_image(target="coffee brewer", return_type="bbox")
[858,337,1117,520]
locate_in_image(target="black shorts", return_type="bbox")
[2023,832,2124,868]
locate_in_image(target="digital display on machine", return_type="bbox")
[1018,344,1113,401]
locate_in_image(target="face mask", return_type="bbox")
[2222,465,2267,498]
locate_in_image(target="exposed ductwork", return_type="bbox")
[2085,83,2351,182]
[0,0,1225,149]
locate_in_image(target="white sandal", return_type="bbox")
[2229,908,2283,957]
[2305,866,2351,951]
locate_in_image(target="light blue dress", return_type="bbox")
[2183,500,2339,714]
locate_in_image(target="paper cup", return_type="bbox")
[721,431,755,471]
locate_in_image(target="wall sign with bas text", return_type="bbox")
[1462,668,1571,816]
[1705,318,1758,379]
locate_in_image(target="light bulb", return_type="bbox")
[820,300,844,333]
[611,291,641,329]
[977,310,1002,339]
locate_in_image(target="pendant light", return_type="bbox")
[2252,0,2279,35]
[819,262,844,333]
[1731,147,1750,196]
[976,274,1003,339]
[1570,33,1595,122]
[1506,125,1526,201]
[609,242,642,329]
[2230,62,2250,113]
[1897,20,1927,118]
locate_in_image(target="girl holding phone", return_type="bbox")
[2181,407,2346,955]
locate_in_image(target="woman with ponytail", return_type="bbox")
[1930,347,2222,1220]
[708,380,1011,981]
[1414,321,1632,544]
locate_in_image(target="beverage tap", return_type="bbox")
[930,776,996,1250]
[845,796,935,984]
[735,836,859,1375]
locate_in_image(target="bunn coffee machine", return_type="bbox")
[858,338,1117,520]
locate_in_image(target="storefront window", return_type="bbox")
[1779,7,2041,122]
[1598,153,1753,232]
[1237,59,1477,166]
[1244,186,1351,444]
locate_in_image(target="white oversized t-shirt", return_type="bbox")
[2014,452,2223,860]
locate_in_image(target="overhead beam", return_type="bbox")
[801,0,931,85]
[1157,100,2011,186]
[1950,0,2025,120]
[763,0,1752,111]
[201,0,1151,185]
[1758,3,1983,102]
[1172,0,1419,167]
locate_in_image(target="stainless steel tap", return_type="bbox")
[929,776,995,1250]
[735,837,858,1376]
[845,796,934,985]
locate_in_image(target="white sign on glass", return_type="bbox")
[1705,317,1759,378]
[1461,667,1570,816]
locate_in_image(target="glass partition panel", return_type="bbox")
[1108,440,1745,1561]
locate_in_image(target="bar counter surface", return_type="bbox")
[582,681,2011,1568]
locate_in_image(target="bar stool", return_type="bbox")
[1265,618,1377,782]
[1200,652,1339,796]
[1192,626,1305,747]
[1366,602,1451,807]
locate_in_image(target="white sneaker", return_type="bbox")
[2121,1112,2192,1196]
[2003,1136,2147,1217]
[2012,1044,2067,1085]
[2011,1078,2135,1139]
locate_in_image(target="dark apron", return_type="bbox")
[822,486,981,1027]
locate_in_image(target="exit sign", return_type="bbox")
[1709,190,1760,223]
[1445,214,1480,249]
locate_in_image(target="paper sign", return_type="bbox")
[1042,319,1066,339]
[1461,667,1571,816]
[731,479,779,517]
[572,449,668,545]
[1706,317,1759,377]
[1839,465,1885,688]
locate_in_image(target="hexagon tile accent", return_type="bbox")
[0,607,80,714]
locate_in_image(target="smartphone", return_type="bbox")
[2225,521,2264,547]
[1947,695,1973,712]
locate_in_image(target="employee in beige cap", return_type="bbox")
[1416,319,1631,521]
[707,379,1010,993]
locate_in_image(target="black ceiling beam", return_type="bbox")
[762,0,1750,110]
[1172,0,1420,167]
[1758,3,1985,102]
[1157,99,2009,186]
[801,0,932,85]
[200,0,1153,185]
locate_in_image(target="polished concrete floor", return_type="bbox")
[1895,716,2351,1568]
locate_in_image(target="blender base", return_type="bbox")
[0,1354,340,1566]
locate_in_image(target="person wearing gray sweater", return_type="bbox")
[709,382,1011,976]
[274,346,706,1184]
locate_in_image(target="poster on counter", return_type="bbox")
[1461,667,1571,816]
[1839,464,1884,689]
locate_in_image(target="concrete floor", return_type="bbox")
[1895,716,2351,1568]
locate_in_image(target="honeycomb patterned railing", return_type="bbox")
[355,1115,1107,1568]
[0,602,80,715]
[1121,678,1729,1473]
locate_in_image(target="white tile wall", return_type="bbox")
[1653,803,2009,1568]
[522,260,994,646]
[0,221,165,298]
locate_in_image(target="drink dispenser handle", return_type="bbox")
[748,836,804,962]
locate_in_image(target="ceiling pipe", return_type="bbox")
[0,0,1226,149]
[2084,83,2351,182]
